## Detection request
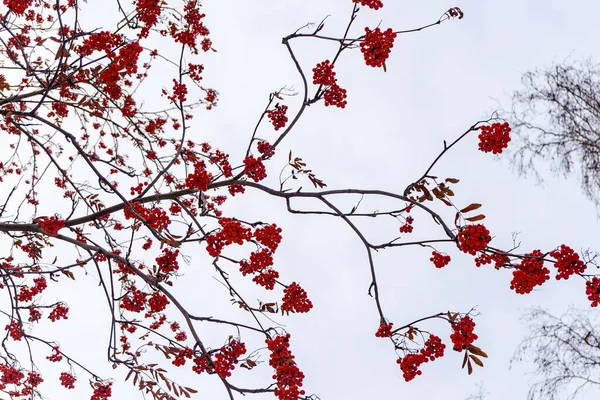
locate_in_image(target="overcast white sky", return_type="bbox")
[3,0,600,399]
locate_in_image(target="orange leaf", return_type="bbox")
[460,203,482,213]
[469,354,484,367]
[465,214,486,222]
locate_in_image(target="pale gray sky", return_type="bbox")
[2,0,600,399]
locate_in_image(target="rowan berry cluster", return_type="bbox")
[48,303,69,322]
[257,141,275,157]
[47,346,63,362]
[91,382,112,400]
[252,269,280,290]
[123,202,171,232]
[59,372,76,389]
[312,60,336,86]
[254,224,283,252]
[168,0,210,54]
[265,334,305,400]
[172,348,193,367]
[37,216,65,236]
[430,252,451,268]
[585,277,600,307]
[121,286,147,313]
[510,250,550,294]
[420,335,446,361]
[185,161,212,191]
[396,334,446,381]
[209,150,233,178]
[399,216,414,233]
[397,353,425,382]
[239,249,273,275]
[473,252,509,268]
[478,122,511,154]
[239,248,280,289]
[0,364,24,388]
[17,276,47,302]
[5,320,23,341]
[313,60,348,108]
[281,282,313,313]
[323,84,348,108]
[450,316,478,351]
[267,105,288,131]
[457,224,491,255]
[550,244,586,280]
[228,185,245,196]
[360,27,397,68]
[4,0,34,15]
[135,0,162,38]
[243,155,267,182]
[353,0,383,9]
[206,218,252,257]
[375,322,393,337]
[147,292,169,315]
[213,338,247,378]
[155,248,180,274]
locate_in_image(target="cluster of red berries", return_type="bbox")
[478,122,511,154]
[312,60,348,108]
[209,150,233,178]
[0,363,24,386]
[4,0,34,15]
[360,27,397,68]
[473,252,510,268]
[48,303,69,322]
[323,84,347,108]
[430,252,451,268]
[59,372,76,389]
[37,216,65,236]
[585,277,600,307]
[168,0,210,54]
[123,202,171,232]
[267,105,288,131]
[281,282,313,313]
[254,224,283,252]
[228,185,245,197]
[399,216,414,233]
[146,291,169,315]
[206,218,252,257]
[375,322,393,337]
[121,286,147,313]
[257,141,275,157]
[17,276,47,302]
[353,0,383,9]
[312,60,336,86]
[457,224,491,255]
[243,155,267,182]
[0,365,44,396]
[265,334,305,400]
[252,269,280,290]
[172,348,193,367]
[549,244,586,280]
[185,161,212,192]
[510,250,550,294]
[90,382,112,400]
[450,316,478,351]
[397,353,425,382]
[240,249,273,275]
[421,335,446,361]
[396,335,445,382]
[239,249,280,289]
[213,338,247,378]
[47,346,62,362]
[5,320,23,341]
[155,248,180,275]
